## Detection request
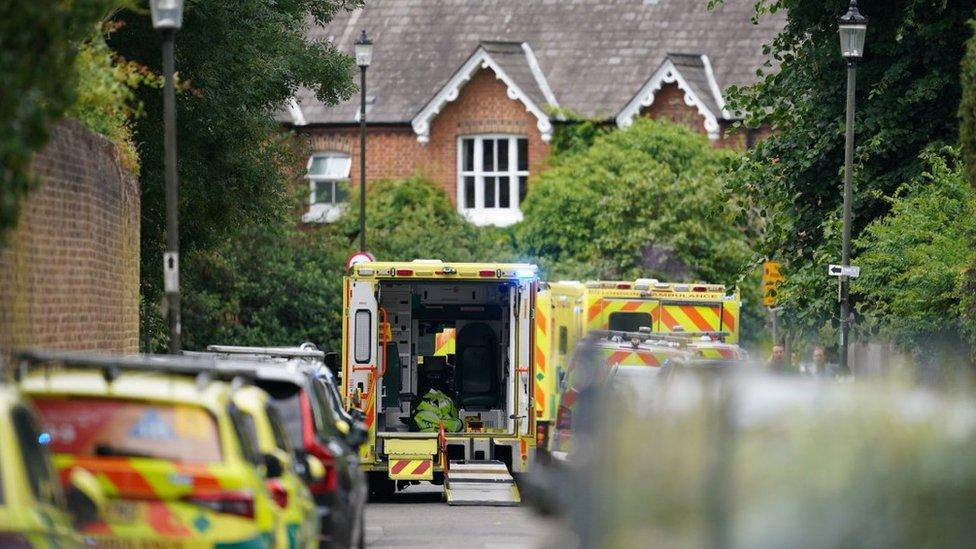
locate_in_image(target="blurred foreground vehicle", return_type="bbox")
[15,351,285,548]
[202,345,368,549]
[526,330,746,516]
[574,369,976,548]
[0,384,101,547]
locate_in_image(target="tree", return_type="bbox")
[853,147,975,366]
[515,118,762,340]
[957,17,976,362]
[336,175,513,263]
[0,1,119,239]
[719,0,975,336]
[105,0,360,344]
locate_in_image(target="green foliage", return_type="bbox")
[721,0,975,340]
[0,0,119,239]
[547,107,611,159]
[336,175,514,263]
[853,148,976,360]
[105,1,361,341]
[181,223,347,352]
[961,18,976,190]
[515,118,763,340]
[70,22,158,173]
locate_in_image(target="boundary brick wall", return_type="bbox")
[0,119,140,354]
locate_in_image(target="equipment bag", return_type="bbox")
[413,389,462,432]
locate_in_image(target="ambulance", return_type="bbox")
[533,278,741,450]
[341,260,539,505]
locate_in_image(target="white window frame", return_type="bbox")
[302,152,350,224]
[456,134,529,227]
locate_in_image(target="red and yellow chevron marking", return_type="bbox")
[534,296,552,420]
[388,458,433,480]
[658,303,722,334]
[586,299,659,332]
[600,348,672,368]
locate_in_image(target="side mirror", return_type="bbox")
[66,468,105,526]
[350,408,366,422]
[263,453,284,479]
[323,352,340,377]
[305,455,327,482]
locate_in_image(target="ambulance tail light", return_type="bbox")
[555,405,572,431]
[184,489,255,519]
[616,283,632,289]
[536,422,550,447]
[479,270,497,278]
[396,269,413,277]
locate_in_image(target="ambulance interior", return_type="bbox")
[377,281,514,434]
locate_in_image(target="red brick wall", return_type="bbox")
[299,68,550,207]
[0,119,140,353]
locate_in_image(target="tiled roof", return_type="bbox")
[292,0,784,125]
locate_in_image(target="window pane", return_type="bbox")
[517,138,528,171]
[309,155,329,175]
[463,139,474,172]
[499,176,510,208]
[484,176,496,208]
[464,176,476,209]
[519,176,528,202]
[354,310,372,363]
[483,139,494,172]
[313,181,334,204]
[334,181,349,203]
[559,326,568,355]
[497,139,509,171]
[326,155,352,179]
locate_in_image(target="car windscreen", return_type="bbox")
[32,397,222,463]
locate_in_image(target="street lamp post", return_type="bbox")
[150,0,185,354]
[838,0,867,374]
[355,30,373,253]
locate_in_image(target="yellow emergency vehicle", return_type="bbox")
[231,385,318,549]
[342,260,538,505]
[0,384,87,547]
[532,279,741,448]
[16,351,284,548]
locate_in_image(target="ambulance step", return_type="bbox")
[444,460,521,506]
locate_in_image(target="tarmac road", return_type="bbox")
[363,483,567,549]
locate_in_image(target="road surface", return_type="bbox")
[363,483,567,549]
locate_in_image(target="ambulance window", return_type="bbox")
[354,309,372,363]
[608,312,653,333]
[558,327,568,355]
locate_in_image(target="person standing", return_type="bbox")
[768,344,786,373]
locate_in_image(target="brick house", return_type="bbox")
[285,0,784,227]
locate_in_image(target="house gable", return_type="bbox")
[411,42,555,144]
[616,54,729,140]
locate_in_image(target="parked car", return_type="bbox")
[232,384,320,549]
[0,384,101,547]
[203,345,369,549]
[16,351,283,547]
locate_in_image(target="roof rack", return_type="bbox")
[11,349,296,385]
[204,344,325,359]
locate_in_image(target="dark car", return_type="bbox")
[201,345,369,549]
